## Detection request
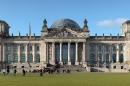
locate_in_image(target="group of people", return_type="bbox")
[2,68,26,76]
[2,68,16,76]
[1,67,71,77]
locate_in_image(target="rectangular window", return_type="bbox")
[13,45,18,53]
[112,46,116,52]
[119,45,123,51]
[30,46,32,51]
[36,46,39,51]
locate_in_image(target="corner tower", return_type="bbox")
[122,20,130,38]
[0,20,10,37]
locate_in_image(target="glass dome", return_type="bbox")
[51,18,80,30]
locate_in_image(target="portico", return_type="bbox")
[45,38,87,66]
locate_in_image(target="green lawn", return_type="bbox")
[0,72,130,86]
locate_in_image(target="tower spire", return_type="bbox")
[83,18,89,32]
[41,19,48,32]
[84,18,88,27]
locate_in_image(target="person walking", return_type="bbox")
[13,68,17,76]
[6,68,10,75]
[22,69,26,76]
[40,69,43,76]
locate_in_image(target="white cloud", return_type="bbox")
[97,18,128,28]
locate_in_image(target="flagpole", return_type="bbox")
[28,22,32,70]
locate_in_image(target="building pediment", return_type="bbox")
[44,28,88,38]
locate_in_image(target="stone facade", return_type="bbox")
[0,18,130,72]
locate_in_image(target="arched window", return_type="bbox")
[112,54,116,63]
[119,54,124,63]
[28,54,33,63]
[21,54,25,63]
[106,54,109,63]
[35,54,40,63]
[89,53,95,66]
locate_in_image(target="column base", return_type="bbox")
[75,62,79,65]
[68,62,71,65]
[50,62,55,65]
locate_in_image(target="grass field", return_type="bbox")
[0,72,130,86]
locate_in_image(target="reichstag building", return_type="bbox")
[0,18,130,72]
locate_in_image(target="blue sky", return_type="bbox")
[0,0,130,36]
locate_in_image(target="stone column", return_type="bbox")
[109,45,112,63]
[25,44,28,62]
[18,44,20,62]
[95,44,98,67]
[75,42,79,65]
[32,44,35,62]
[46,42,48,64]
[109,44,113,69]
[102,44,106,67]
[82,42,86,66]
[123,44,126,62]
[116,44,119,63]
[0,45,1,62]
[60,42,63,65]
[101,45,104,62]
[51,42,55,65]
[11,44,14,63]
[68,42,71,65]
[2,44,5,62]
